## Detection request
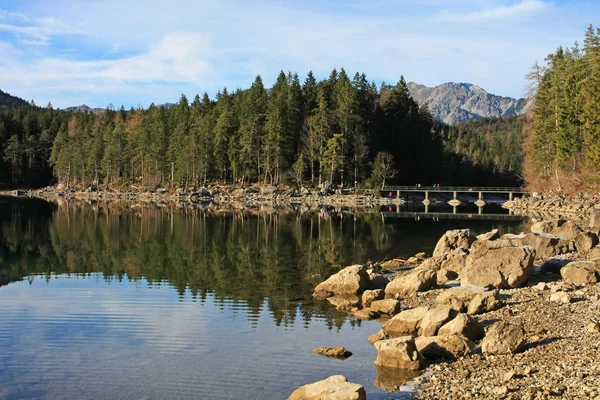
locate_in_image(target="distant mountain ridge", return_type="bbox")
[407,82,528,125]
[0,89,30,109]
[57,82,528,125]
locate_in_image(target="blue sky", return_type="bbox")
[0,0,596,108]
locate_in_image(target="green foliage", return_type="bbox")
[0,68,526,189]
[529,25,600,185]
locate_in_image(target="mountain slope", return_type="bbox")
[0,89,30,109]
[407,82,527,124]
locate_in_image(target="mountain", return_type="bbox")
[63,104,106,114]
[407,82,528,125]
[0,89,30,109]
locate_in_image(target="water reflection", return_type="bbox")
[0,197,528,399]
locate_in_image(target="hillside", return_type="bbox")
[407,82,528,124]
[0,89,30,109]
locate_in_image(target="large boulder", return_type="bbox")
[415,334,474,360]
[481,321,526,355]
[573,232,599,252]
[414,255,446,272]
[361,289,384,308]
[367,270,389,290]
[530,220,565,234]
[370,299,402,315]
[532,234,570,259]
[551,221,583,240]
[477,229,499,242]
[433,229,475,257]
[588,246,600,260]
[419,306,457,337]
[327,295,360,312]
[314,265,370,295]
[435,287,487,312]
[560,261,599,284]
[438,313,485,341]
[385,269,437,298]
[440,247,469,274]
[467,290,503,315]
[373,337,423,370]
[383,306,429,337]
[461,242,535,289]
[288,375,366,400]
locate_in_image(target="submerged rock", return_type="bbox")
[313,346,353,359]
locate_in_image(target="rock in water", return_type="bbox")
[461,242,534,289]
[415,334,474,360]
[560,261,599,284]
[370,299,402,315]
[314,265,370,295]
[385,269,437,297]
[433,229,475,257]
[288,375,366,400]
[383,306,430,337]
[438,313,485,341]
[313,346,353,359]
[481,321,526,355]
[373,337,423,370]
[361,289,384,308]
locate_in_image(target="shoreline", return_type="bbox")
[302,217,600,399]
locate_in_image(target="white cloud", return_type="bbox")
[0,9,83,46]
[434,0,548,22]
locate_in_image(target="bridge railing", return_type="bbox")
[381,186,527,193]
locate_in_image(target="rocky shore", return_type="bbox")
[504,193,600,222]
[291,218,600,399]
[1,184,404,211]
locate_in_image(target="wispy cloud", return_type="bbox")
[0,10,83,46]
[434,0,548,22]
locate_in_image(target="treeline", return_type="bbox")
[438,116,526,186]
[1,70,445,189]
[528,25,600,190]
[0,68,529,190]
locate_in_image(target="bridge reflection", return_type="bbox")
[381,209,523,222]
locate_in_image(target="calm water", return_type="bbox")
[0,197,526,400]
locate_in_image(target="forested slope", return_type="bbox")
[0,69,525,190]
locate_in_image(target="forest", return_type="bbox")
[0,69,525,190]
[527,24,600,191]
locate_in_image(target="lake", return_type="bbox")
[0,197,526,399]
